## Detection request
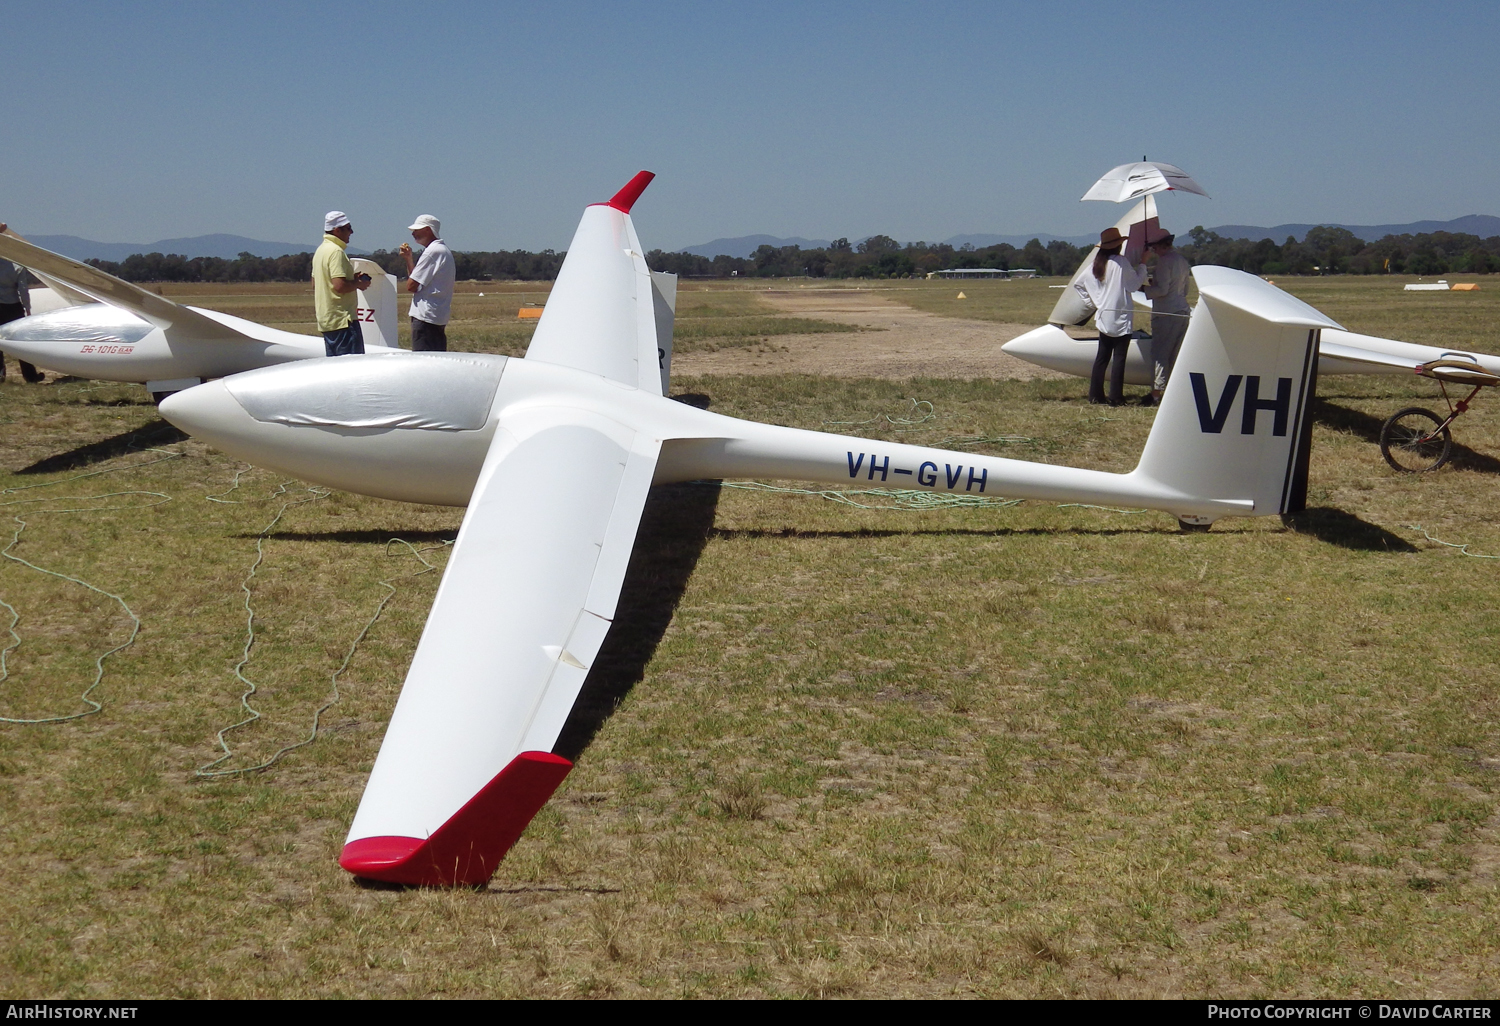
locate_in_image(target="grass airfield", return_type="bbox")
[1,277,1498,998]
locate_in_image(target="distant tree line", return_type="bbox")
[79,227,1500,283]
[1179,226,1500,276]
[646,234,1090,279]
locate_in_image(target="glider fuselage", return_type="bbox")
[0,303,322,382]
[162,351,1256,519]
[1002,323,1500,385]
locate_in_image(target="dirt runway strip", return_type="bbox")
[671,288,1070,380]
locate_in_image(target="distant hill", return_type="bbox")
[944,232,1101,249]
[679,235,832,259]
[1199,214,1500,244]
[26,233,366,261]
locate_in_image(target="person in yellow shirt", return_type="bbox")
[313,211,371,356]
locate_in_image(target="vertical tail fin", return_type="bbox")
[1133,267,1336,519]
[525,171,668,394]
[351,258,401,350]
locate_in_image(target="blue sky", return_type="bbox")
[4,1,1496,253]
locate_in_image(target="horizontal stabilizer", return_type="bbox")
[1190,265,1342,330]
[1318,340,1422,372]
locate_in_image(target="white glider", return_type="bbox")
[160,172,1335,887]
[1002,316,1500,387]
[0,230,400,397]
[1009,207,1499,385]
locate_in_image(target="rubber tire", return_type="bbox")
[1380,407,1452,472]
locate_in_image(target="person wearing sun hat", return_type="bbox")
[313,210,371,357]
[1075,225,1149,405]
[1141,226,1191,405]
[399,215,456,352]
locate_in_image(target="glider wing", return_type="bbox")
[0,232,252,341]
[339,403,661,886]
[524,171,670,394]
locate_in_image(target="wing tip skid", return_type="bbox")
[600,170,655,214]
[339,750,573,886]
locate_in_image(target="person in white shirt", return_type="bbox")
[1141,228,1191,406]
[399,214,456,352]
[1075,226,1148,405]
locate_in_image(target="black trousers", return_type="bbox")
[1089,333,1130,404]
[0,302,41,381]
[411,318,448,352]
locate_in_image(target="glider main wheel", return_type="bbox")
[1380,407,1452,473]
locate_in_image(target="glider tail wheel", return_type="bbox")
[1380,407,1453,472]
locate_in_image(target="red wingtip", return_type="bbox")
[339,751,573,887]
[606,170,655,214]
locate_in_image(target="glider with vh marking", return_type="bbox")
[160,172,1338,887]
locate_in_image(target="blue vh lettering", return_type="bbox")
[847,452,864,478]
[868,454,890,481]
[1190,373,1242,433]
[1240,376,1292,436]
[945,464,963,489]
[967,467,987,493]
[917,461,938,487]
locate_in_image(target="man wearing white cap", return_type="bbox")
[313,211,371,356]
[399,215,455,352]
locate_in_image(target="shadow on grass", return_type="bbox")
[553,481,723,762]
[1281,506,1417,552]
[17,418,187,475]
[256,529,458,545]
[1314,398,1500,475]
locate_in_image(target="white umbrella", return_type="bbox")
[1081,161,1210,203]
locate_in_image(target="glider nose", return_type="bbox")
[1001,324,1067,359]
[158,378,250,444]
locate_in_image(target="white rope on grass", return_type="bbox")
[196,482,328,776]
[0,491,170,723]
[196,501,455,777]
[823,398,936,429]
[937,435,1035,448]
[1403,523,1500,560]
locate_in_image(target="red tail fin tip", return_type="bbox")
[607,171,655,213]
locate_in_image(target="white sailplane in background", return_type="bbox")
[1002,161,1500,384]
[160,171,1338,887]
[0,228,402,400]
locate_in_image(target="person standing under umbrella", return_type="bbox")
[1141,227,1191,406]
[1076,226,1148,405]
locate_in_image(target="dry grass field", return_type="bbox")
[1,276,1498,998]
